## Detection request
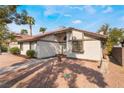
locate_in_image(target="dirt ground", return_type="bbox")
[0,54,124,88]
[105,57,124,87]
[0,53,26,68]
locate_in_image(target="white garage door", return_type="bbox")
[36,41,60,58]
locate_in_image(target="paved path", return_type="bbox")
[0,54,54,75]
[0,57,56,87]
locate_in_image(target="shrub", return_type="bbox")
[1,45,8,52]
[26,50,35,58]
[9,47,20,54]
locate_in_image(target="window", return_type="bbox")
[72,40,84,53]
[20,42,23,50]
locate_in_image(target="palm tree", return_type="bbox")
[20,29,28,35]
[98,24,109,35]
[97,24,110,68]
[26,16,35,36]
[39,27,46,33]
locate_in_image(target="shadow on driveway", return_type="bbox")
[0,58,108,88]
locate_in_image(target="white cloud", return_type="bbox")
[64,14,72,17]
[83,5,96,14]
[72,20,82,24]
[69,6,83,10]
[44,6,58,16]
[44,6,70,17]
[103,6,113,13]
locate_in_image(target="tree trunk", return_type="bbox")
[29,25,32,36]
[103,48,108,59]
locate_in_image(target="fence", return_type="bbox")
[111,47,124,66]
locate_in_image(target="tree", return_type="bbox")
[0,5,17,24]
[25,16,35,36]
[98,24,110,58]
[98,24,109,35]
[0,5,27,42]
[0,6,27,25]
[98,24,124,57]
[0,23,16,43]
[20,29,28,35]
[0,23,16,54]
[14,10,35,36]
[0,5,28,53]
[0,23,9,45]
[109,28,124,45]
[39,27,46,33]
[105,28,124,54]
[0,5,35,36]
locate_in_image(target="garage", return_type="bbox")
[36,40,60,58]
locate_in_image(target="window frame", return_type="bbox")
[72,40,84,53]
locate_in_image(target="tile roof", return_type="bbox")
[17,27,107,42]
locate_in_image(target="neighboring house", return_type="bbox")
[9,32,33,50]
[9,27,106,61]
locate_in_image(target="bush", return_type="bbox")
[1,45,8,52]
[26,50,35,58]
[9,47,20,55]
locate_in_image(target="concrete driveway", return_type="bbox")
[0,53,50,75]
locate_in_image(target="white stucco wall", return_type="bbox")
[66,30,103,61]
[21,42,30,55]
[72,30,83,40]
[31,42,37,50]
[36,35,60,58]
[9,42,20,48]
[9,42,30,55]
[66,40,102,61]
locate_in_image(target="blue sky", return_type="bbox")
[8,5,124,35]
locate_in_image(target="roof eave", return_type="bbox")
[16,27,107,42]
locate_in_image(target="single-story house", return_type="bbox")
[9,27,106,61]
